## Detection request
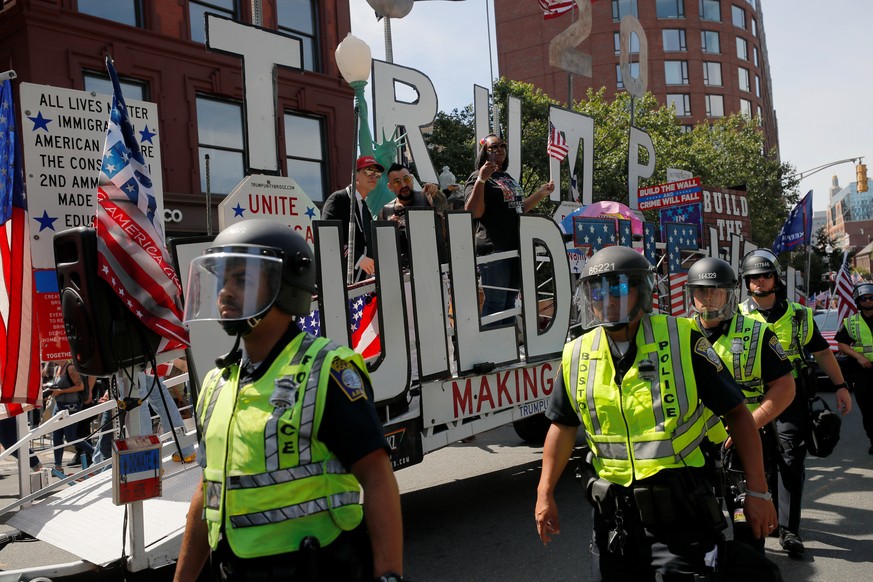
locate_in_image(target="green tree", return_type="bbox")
[421,106,476,186]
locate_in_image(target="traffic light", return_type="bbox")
[858,163,868,193]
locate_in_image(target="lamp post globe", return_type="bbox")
[366,0,414,19]
[335,33,372,85]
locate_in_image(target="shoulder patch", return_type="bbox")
[330,358,367,402]
[769,334,789,360]
[695,336,724,371]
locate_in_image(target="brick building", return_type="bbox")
[0,0,355,237]
[494,0,778,153]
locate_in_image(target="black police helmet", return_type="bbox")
[211,219,315,317]
[581,245,654,280]
[579,246,655,329]
[740,249,783,280]
[687,257,737,288]
[853,282,873,306]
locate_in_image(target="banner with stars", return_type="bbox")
[18,82,162,360]
[572,217,618,255]
[665,222,700,317]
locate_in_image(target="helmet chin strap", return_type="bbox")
[215,333,243,369]
[751,289,776,297]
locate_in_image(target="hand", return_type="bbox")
[360,256,376,276]
[51,389,61,397]
[539,180,555,199]
[858,356,872,369]
[479,161,498,181]
[743,495,777,539]
[422,182,438,204]
[835,387,852,415]
[535,492,561,546]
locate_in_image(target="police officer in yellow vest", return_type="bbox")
[836,282,873,454]
[738,248,851,558]
[536,246,776,581]
[686,257,795,553]
[174,220,404,581]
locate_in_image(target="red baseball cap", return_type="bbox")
[355,155,384,172]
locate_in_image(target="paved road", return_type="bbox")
[2,390,872,580]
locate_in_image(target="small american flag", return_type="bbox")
[833,254,857,325]
[0,79,41,417]
[666,223,698,317]
[540,0,575,20]
[95,57,188,350]
[298,291,381,359]
[547,122,569,161]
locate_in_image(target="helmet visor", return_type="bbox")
[577,272,653,329]
[183,252,283,324]
[685,285,738,321]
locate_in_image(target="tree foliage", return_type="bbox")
[424,77,799,246]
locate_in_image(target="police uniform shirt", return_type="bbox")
[700,320,793,384]
[547,328,746,427]
[753,299,830,353]
[198,324,389,470]
[835,312,873,346]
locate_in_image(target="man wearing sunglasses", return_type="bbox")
[686,257,795,554]
[323,155,384,282]
[836,282,873,455]
[536,246,775,581]
[738,248,851,558]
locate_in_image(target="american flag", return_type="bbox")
[0,79,40,417]
[833,253,857,325]
[298,291,381,359]
[547,122,569,161]
[95,57,188,351]
[540,0,575,20]
[666,223,698,317]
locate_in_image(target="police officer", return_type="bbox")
[536,246,776,581]
[686,257,795,552]
[836,281,873,454]
[174,220,403,581]
[738,248,851,558]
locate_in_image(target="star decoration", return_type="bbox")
[34,210,58,232]
[305,206,316,219]
[139,125,157,144]
[27,111,52,132]
[233,204,245,217]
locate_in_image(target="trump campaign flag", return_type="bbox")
[0,78,41,415]
[772,191,812,254]
[95,57,188,350]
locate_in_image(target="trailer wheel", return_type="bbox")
[512,413,551,444]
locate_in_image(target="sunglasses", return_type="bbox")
[359,167,382,178]
[859,295,873,302]
[390,175,414,187]
[591,282,630,302]
[748,273,775,280]
[485,143,507,152]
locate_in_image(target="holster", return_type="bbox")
[633,471,725,533]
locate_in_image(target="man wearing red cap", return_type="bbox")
[323,155,384,282]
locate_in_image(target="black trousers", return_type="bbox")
[849,366,873,446]
[770,395,810,535]
[210,524,372,582]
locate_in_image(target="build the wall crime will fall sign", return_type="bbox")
[218,174,320,246]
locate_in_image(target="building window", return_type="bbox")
[656,0,685,18]
[680,124,693,133]
[751,18,757,36]
[190,0,237,44]
[736,37,748,60]
[665,61,689,85]
[78,0,142,27]
[753,46,759,66]
[196,96,245,195]
[738,67,751,92]
[616,63,641,89]
[740,98,752,118]
[667,94,691,116]
[83,72,147,101]
[746,0,756,9]
[703,62,722,86]
[731,5,746,28]
[755,75,761,97]
[278,0,319,72]
[614,31,640,55]
[700,0,721,21]
[284,113,326,202]
[705,94,724,117]
[612,0,638,21]
[757,105,762,119]
[701,30,720,53]
[662,29,687,52]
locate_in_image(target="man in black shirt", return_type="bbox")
[836,282,873,454]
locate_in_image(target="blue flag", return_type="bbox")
[772,191,812,254]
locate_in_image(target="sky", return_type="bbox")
[348,0,872,214]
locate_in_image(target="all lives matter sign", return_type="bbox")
[19,83,163,361]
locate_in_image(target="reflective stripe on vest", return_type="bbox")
[230,491,361,529]
[847,314,873,361]
[740,300,811,374]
